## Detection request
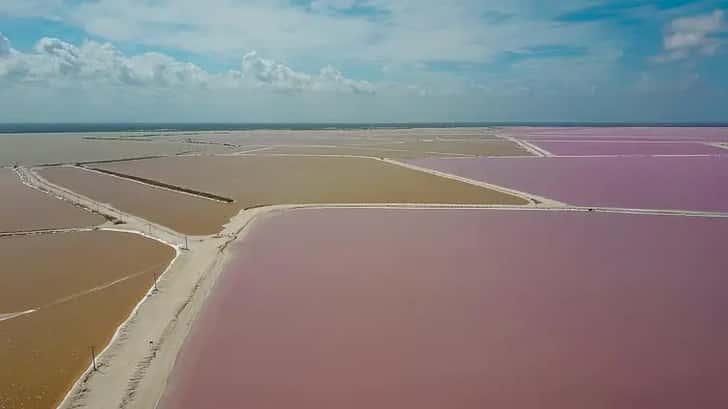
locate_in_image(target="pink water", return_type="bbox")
[161,209,728,409]
[501,127,728,141]
[411,156,728,212]
[532,141,726,156]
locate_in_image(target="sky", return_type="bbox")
[1,0,728,123]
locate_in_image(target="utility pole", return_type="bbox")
[90,346,97,371]
[153,272,159,292]
[184,236,189,250]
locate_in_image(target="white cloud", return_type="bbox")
[241,51,374,94]
[126,52,210,87]
[0,1,629,100]
[53,0,606,66]
[0,35,371,94]
[1,1,727,123]
[0,37,201,87]
[318,65,375,94]
[34,37,84,75]
[657,10,726,62]
[241,51,313,92]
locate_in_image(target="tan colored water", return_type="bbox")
[98,156,528,207]
[39,167,237,236]
[0,134,232,166]
[0,168,104,232]
[368,140,531,156]
[0,231,175,409]
[253,140,528,158]
[43,156,526,235]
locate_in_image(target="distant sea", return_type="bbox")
[1,123,728,134]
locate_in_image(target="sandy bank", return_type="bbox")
[55,204,278,409]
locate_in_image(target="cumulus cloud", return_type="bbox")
[0,35,372,94]
[318,65,375,94]
[242,52,313,92]
[125,52,210,87]
[34,37,84,75]
[657,10,726,62]
[0,36,208,88]
[241,51,374,94]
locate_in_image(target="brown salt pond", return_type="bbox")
[39,166,238,236]
[42,156,526,234]
[94,156,527,208]
[0,133,233,167]
[0,230,175,409]
[0,168,104,232]
[261,140,530,158]
[369,140,531,156]
[192,128,502,146]
[257,145,455,159]
[161,208,728,409]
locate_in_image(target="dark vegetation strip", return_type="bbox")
[184,139,239,148]
[86,167,236,203]
[39,155,169,167]
[0,228,96,238]
[83,137,155,142]
[74,155,169,166]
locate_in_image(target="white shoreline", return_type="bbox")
[0,309,37,322]
[56,229,182,409]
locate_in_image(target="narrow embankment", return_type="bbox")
[0,310,36,322]
[84,167,235,203]
[0,227,94,238]
[76,156,168,166]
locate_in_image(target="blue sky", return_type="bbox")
[1,0,727,122]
